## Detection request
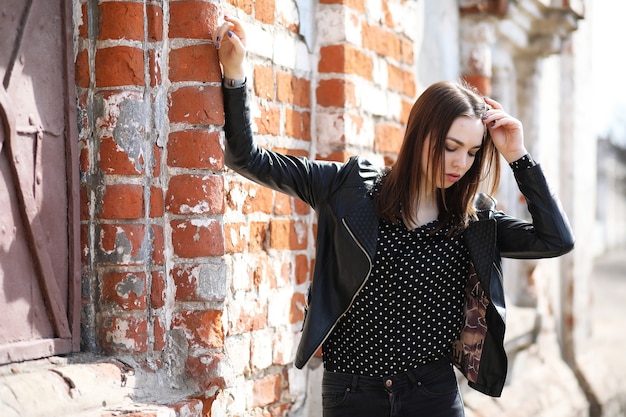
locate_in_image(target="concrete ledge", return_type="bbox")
[0,356,202,417]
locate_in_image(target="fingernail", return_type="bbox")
[228,31,233,38]
[216,36,221,42]
[491,121,496,127]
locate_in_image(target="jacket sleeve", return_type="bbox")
[223,83,342,209]
[494,165,575,259]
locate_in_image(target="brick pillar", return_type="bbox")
[78,0,227,400]
[78,0,157,355]
[315,0,417,165]
[459,17,495,96]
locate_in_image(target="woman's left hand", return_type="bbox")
[212,15,247,80]
[483,97,528,163]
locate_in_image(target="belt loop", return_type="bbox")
[351,375,359,392]
[406,368,419,386]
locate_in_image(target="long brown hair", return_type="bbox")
[374,80,500,234]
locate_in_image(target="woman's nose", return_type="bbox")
[452,154,468,169]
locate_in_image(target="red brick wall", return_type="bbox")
[76,0,419,415]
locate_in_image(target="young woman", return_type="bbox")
[213,16,574,417]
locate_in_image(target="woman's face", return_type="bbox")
[422,116,485,189]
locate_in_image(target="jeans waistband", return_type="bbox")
[322,357,453,392]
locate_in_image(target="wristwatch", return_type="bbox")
[223,77,246,89]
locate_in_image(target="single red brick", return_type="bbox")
[185,354,226,392]
[255,0,276,24]
[169,45,222,83]
[319,45,373,80]
[294,198,310,215]
[273,193,292,216]
[75,48,90,89]
[98,223,146,264]
[295,254,310,285]
[170,219,224,258]
[148,49,161,87]
[152,144,162,177]
[99,184,144,220]
[78,3,88,39]
[80,184,89,221]
[147,4,163,41]
[463,74,491,96]
[171,264,198,301]
[290,292,306,323]
[168,86,224,125]
[269,219,308,250]
[249,221,269,253]
[169,1,220,39]
[252,374,282,407]
[151,269,166,308]
[253,258,271,289]
[285,108,311,141]
[98,315,148,354]
[99,2,145,41]
[149,186,164,218]
[374,123,404,154]
[100,184,144,220]
[172,310,224,349]
[255,103,280,135]
[151,224,164,265]
[80,224,89,264]
[99,136,144,175]
[153,315,166,351]
[387,63,416,97]
[236,182,274,215]
[316,78,355,108]
[167,130,223,170]
[228,297,267,335]
[95,46,144,87]
[400,98,413,125]
[78,114,90,160]
[362,23,401,61]
[225,0,253,14]
[400,37,415,65]
[254,65,275,100]
[101,270,147,311]
[277,72,311,107]
[224,223,246,254]
[166,174,224,215]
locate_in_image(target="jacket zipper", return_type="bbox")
[308,218,375,360]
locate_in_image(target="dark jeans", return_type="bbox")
[321,359,465,417]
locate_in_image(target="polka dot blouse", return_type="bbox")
[323,218,470,377]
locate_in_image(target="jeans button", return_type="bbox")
[385,379,393,387]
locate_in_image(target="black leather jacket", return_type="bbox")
[223,84,575,397]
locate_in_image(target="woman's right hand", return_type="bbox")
[213,15,247,80]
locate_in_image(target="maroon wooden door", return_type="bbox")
[0,0,80,363]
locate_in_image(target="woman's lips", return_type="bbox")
[445,173,461,183]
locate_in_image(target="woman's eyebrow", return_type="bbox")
[446,137,482,149]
